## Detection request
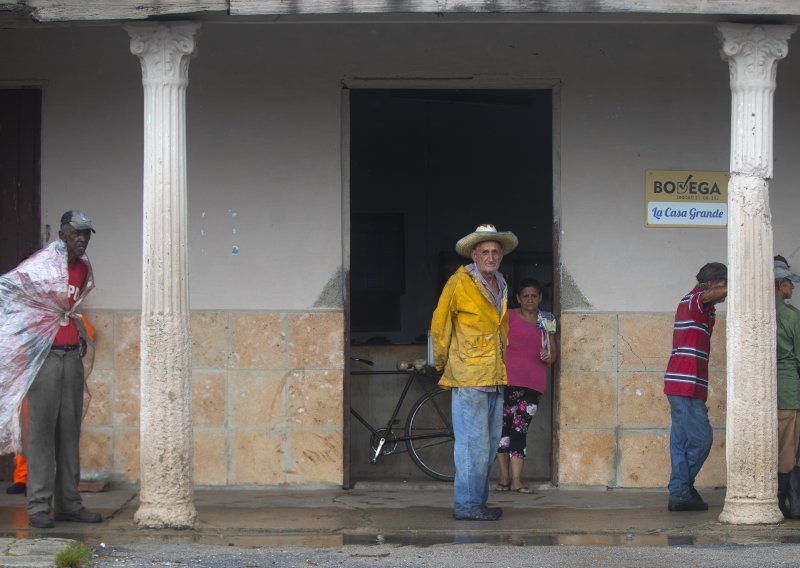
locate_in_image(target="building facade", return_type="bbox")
[1,0,798,526]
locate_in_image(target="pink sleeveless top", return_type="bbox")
[506,309,548,393]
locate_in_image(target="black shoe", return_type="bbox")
[55,508,102,523]
[453,507,502,521]
[28,512,54,529]
[5,482,26,495]
[668,496,709,512]
[689,485,706,504]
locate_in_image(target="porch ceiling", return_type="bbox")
[6,0,800,23]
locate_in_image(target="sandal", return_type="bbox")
[512,486,533,494]
[494,483,511,492]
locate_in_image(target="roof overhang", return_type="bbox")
[4,0,800,24]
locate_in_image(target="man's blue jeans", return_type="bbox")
[452,387,504,515]
[667,394,712,502]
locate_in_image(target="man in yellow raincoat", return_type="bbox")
[431,224,518,521]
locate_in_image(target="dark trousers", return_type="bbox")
[26,349,85,516]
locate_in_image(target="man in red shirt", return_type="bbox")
[663,262,727,512]
[26,211,101,529]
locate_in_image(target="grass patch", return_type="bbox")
[54,542,93,568]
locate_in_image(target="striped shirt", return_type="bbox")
[663,286,715,401]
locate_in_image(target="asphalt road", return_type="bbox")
[93,542,800,567]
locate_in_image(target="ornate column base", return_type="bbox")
[719,498,783,525]
[134,502,198,530]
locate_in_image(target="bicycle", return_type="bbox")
[349,357,455,482]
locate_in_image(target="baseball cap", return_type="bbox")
[60,210,96,233]
[775,259,800,282]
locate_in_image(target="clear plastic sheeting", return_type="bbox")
[0,240,94,455]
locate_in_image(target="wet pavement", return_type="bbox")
[2,481,800,566]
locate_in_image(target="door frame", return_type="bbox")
[340,76,563,488]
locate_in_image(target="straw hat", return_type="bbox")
[455,224,518,258]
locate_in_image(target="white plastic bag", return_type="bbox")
[0,240,94,454]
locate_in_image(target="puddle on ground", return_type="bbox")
[11,531,800,549]
[342,533,800,547]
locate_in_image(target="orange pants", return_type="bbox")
[13,454,27,484]
[15,396,28,484]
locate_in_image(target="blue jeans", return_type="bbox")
[667,394,712,502]
[452,387,504,515]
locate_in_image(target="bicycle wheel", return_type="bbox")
[405,388,455,482]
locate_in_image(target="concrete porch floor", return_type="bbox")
[1,481,799,550]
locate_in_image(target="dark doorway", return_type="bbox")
[0,88,41,481]
[347,88,555,485]
[0,88,42,273]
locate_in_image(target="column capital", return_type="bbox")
[718,23,795,88]
[125,22,201,86]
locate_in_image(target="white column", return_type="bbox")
[126,21,200,529]
[718,23,795,525]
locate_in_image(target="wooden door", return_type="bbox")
[0,88,41,274]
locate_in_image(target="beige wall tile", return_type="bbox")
[96,307,730,490]
[191,312,227,369]
[229,313,286,369]
[194,430,227,485]
[113,370,140,427]
[287,370,343,428]
[617,314,673,372]
[84,369,113,426]
[233,431,284,485]
[694,433,727,488]
[80,429,111,471]
[559,371,616,429]
[706,370,727,429]
[619,372,670,428]
[618,431,670,487]
[229,370,288,428]
[709,315,727,370]
[287,431,343,485]
[193,371,226,427]
[287,312,344,369]
[558,430,615,486]
[114,312,141,370]
[560,313,617,373]
[114,430,140,483]
[84,310,114,370]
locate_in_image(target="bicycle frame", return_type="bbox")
[350,369,439,464]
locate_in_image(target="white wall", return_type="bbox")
[2,21,799,313]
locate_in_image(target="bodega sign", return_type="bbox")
[645,170,729,228]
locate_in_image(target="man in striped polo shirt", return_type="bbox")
[664,262,727,512]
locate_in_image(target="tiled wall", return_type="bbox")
[81,309,725,489]
[557,312,727,489]
[80,310,345,487]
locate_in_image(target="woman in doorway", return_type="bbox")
[496,278,557,493]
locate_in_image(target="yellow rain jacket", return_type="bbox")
[430,265,509,389]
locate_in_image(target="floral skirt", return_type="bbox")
[497,386,542,459]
